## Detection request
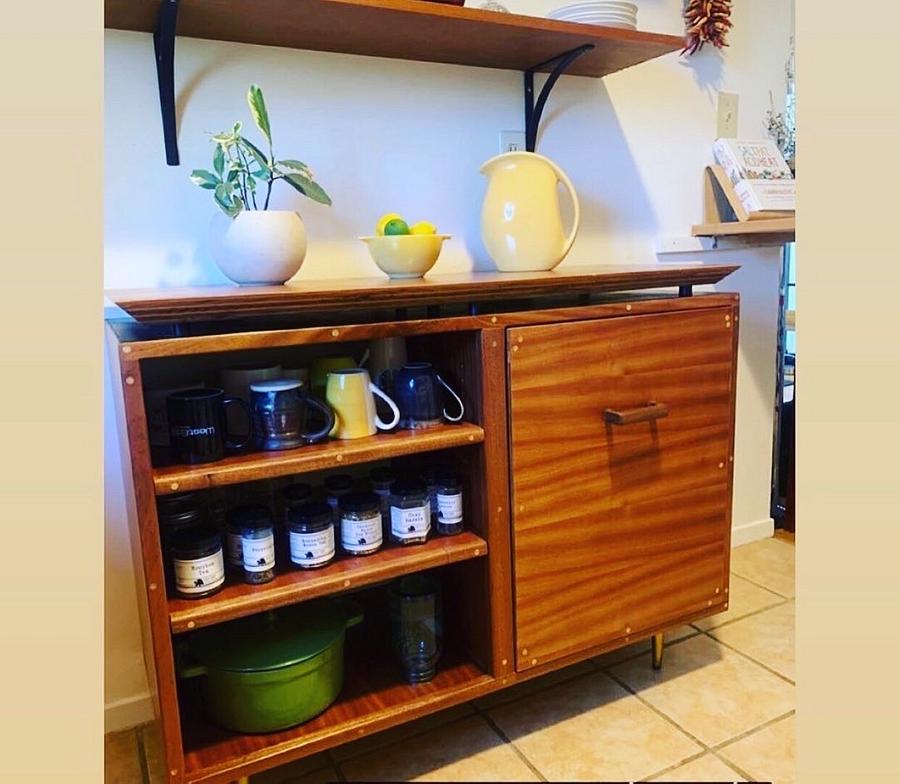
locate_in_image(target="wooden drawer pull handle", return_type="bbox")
[603,402,669,425]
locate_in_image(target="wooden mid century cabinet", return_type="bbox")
[107,266,739,783]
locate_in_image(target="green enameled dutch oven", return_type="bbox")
[179,599,363,733]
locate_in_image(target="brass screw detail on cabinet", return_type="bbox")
[491,316,498,324]
[187,621,195,629]
[496,506,503,514]
[170,482,179,491]
[718,462,725,469]
[473,548,481,556]
[336,454,344,462]
[626,304,632,311]
[492,341,497,348]
[725,587,729,593]
[331,329,340,337]
[149,583,157,591]
[715,587,720,594]
[522,648,528,656]
[501,658,508,666]
[512,345,519,353]
[517,336,523,343]
[121,345,132,354]
[531,658,538,665]
[625,626,631,634]
[125,376,135,385]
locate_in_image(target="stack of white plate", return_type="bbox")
[547,1,638,29]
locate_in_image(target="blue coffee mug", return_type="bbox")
[394,363,465,430]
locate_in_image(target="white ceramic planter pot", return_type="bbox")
[209,210,308,285]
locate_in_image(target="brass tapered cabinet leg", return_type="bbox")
[651,633,665,670]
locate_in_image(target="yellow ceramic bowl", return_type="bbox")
[359,234,451,279]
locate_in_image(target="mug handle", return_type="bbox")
[297,391,336,444]
[223,397,254,450]
[369,383,400,430]
[436,373,465,423]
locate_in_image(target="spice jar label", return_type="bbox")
[242,533,275,572]
[226,532,244,566]
[341,513,382,554]
[289,528,335,567]
[436,493,463,522]
[391,505,431,540]
[173,552,225,595]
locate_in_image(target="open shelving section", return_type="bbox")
[692,217,795,247]
[169,531,487,633]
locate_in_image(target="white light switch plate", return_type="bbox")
[717,92,739,138]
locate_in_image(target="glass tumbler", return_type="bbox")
[390,573,443,683]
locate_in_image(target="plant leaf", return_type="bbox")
[278,159,309,173]
[190,169,220,190]
[240,137,272,170]
[282,173,332,206]
[213,145,225,177]
[247,85,272,147]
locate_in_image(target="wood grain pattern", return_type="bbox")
[110,332,187,782]
[117,292,741,360]
[180,645,492,783]
[508,309,737,671]
[106,264,740,324]
[153,422,484,495]
[104,0,682,79]
[169,532,487,633]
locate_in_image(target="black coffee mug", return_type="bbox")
[166,388,253,464]
[394,362,465,430]
[250,379,335,451]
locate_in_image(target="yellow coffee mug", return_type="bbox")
[326,368,400,439]
[310,356,356,397]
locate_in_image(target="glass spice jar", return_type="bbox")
[324,474,354,528]
[370,466,397,536]
[389,479,431,546]
[287,501,336,569]
[228,504,276,584]
[339,491,383,556]
[157,492,205,591]
[420,464,449,524]
[280,482,312,563]
[435,473,464,536]
[169,525,225,599]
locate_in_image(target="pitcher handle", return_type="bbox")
[369,382,400,430]
[436,373,465,423]
[547,158,581,260]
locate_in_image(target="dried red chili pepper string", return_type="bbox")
[682,0,733,56]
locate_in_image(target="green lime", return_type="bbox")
[383,218,410,236]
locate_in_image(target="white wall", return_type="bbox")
[104,0,792,729]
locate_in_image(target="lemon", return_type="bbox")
[383,218,411,236]
[376,212,403,236]
[410,221,437,235]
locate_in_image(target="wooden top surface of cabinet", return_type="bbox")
[508,306,738,671]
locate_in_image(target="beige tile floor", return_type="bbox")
[106,535,795,783]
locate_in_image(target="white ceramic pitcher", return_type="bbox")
[480,151,580,272]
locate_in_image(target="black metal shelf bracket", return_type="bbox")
[524,44,594,152]
[154,0,181,166]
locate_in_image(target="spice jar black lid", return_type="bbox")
[170,525,221,556]
[228,503,272,528]
[390,478,427,497]
[282,482,313,504]
[324,474,353,493]
[370,466,397,484]
[287,501,333,529]
[156,492,203,525]
[338,491,380,514]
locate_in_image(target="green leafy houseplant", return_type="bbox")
[190,84,332,217]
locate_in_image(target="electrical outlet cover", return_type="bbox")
[499,130,526,154]
[716,92,739,138]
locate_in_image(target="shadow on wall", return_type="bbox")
[679,45,726,97]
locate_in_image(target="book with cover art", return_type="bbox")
[713,138,795,213]
[713,138,794,184]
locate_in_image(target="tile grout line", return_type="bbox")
[637,747,712,782]
[711,709,796,753]
[706,748,757,782]
[729,569,794,601]
[700,627,796,686]
[469,703,549,783]
[693,596,792,633]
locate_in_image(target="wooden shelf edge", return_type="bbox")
[169,532,488,633]
[692,217,795,240]
[107,264,740,325]
[153,423,485,495]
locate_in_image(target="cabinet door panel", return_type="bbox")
[509,308,736,670]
